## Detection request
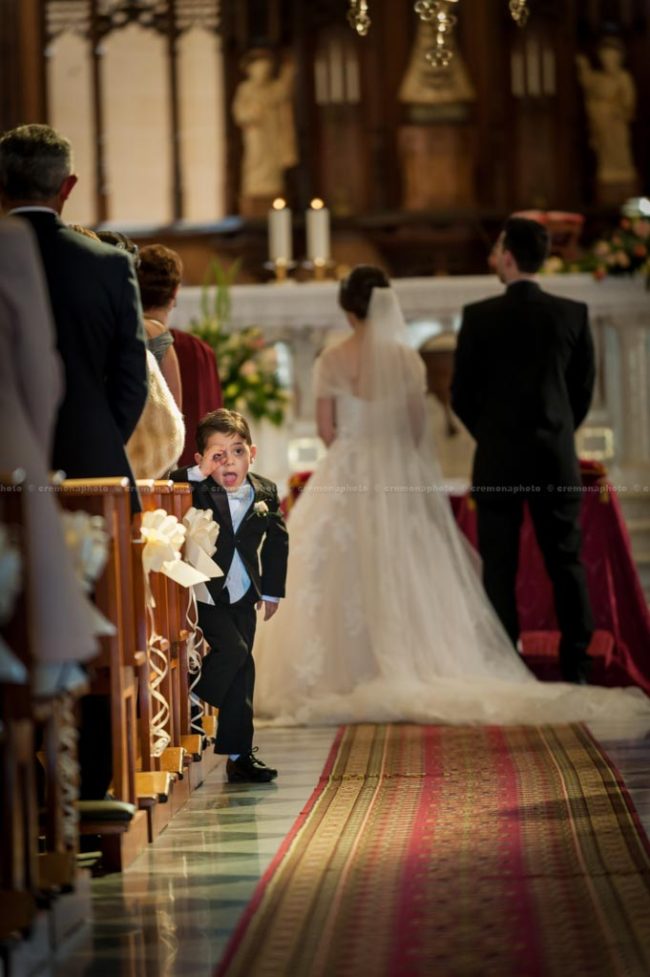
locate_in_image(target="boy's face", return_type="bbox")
[196,431,256,491]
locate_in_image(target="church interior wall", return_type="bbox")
[1,0,649,281]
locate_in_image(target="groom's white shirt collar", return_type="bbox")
[9,206,58,215]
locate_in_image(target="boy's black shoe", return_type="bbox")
[226,748,278,783]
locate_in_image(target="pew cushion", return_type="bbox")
[77,800,136,822]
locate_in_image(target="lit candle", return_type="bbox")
[268,198,292,262]
[306,198,330,261]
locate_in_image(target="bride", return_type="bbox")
[254,266,650,728]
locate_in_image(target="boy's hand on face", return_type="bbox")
[195,449,225,478]
[257,600,279,622]
[195,434,255,489]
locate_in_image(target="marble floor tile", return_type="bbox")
[54,727,335,977]
[54,721,650,977]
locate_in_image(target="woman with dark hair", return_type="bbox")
[78,231,185,478]
[136,243,183,409]
[253,265,650,731]
[315,266,390,447]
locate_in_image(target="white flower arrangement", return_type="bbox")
[254,500,269,516]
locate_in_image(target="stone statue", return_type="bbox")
[232,49,298,215]
[576,38,638,198]
[397,21,476,210]
[399,21,476,108]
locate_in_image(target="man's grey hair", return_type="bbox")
[0,124,73,202]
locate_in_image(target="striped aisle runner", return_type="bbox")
[216,724,650,977]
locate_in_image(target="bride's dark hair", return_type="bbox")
[339,265,389,320]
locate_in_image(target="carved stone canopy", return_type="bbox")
[45,0,221,42]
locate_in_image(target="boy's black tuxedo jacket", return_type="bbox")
[451,281,596,490]
[169,469,288,602]
[16,211,148,492]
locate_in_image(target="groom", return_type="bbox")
[451,217,596,684]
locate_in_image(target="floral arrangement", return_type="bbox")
[543,216,650,284]
[589,217,650,281]
[190,260,289,426]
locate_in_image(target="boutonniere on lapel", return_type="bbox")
[253,500,269,516]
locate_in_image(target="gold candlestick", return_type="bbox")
[275,258,289,284]
[302,258,337,282]
[264,258,296,284]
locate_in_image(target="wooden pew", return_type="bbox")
[168,482,220,785]
[170,481,220,780]
[137,481,220,799]
[170,482,207,786]
[58,478,148,872]
[0,471,93,968]
[165,483,193,764]
[136,481,192,817]
[131,481,177,837]
[168,482,220,780]
[129,517,174,840]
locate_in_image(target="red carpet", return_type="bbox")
[216,724,650,977]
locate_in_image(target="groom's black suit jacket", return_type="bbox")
[16,211,148,491]
[451,281,595,491]
[169,468,288,602]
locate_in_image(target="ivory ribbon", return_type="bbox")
[146,614,172,757]
[182,508,224,732]
[140,509,211,757]
[185,588,209,737]
[33,510,115,697]
[141,509,210,595]
[58,694,80,849]
[183,506,223,604]
[62,510,116,638]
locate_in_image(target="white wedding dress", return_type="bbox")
[254,289,650,730]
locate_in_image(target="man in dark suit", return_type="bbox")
[0,124,147,498]
[171,409,288,782]
[0,123,148,799]
[451,217,596,683]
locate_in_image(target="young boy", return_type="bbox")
[171,409,288,782]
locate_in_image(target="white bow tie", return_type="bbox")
[227,487,250,503]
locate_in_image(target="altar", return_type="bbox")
[172,273,650,493]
